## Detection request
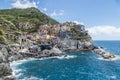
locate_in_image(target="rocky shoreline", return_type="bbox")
[0,43,116,80]
[0,44,63,80]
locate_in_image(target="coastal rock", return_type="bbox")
[8,51,23,62]
[0,47,9,63]
[36,47,62,58]
[3,76,16,80]
[0,76,16,80]
[0,47,15,80]
[51,47,62,54]
[59,39,93,51]
[0,63,12,77]
[93,47,115,60]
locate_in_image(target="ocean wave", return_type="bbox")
[10,54,77,65]
[10,54,77,79]
[11,66,43,80]
[10,67,23,79]
[52,55,77,60]
[19,76,43,80]
[110,75,117,79]
[98,55,120,61]
[10,60,31,78]
[105,74,117,79]
[36,55,77,60]
[10,54,77,69]
[10,59,31,66]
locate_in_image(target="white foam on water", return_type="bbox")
[106,74,117,79]
[10,58,41,68]
[110,75,117,79]
[10,54,77,80]
[10,64,24,78]
[98,55,120,61]
[10,67,23,78]
[10,54,77,73]
[20,76,44,80]
[52,55,77,60]
[10,54,77,66]
[36,55,77,60]
[10,59,34,79]
[10,59,31,66]
[10,63,42,80]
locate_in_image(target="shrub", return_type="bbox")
[0,29,4,35]
[0,36,7,43]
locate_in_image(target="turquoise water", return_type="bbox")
[11,41,120,80]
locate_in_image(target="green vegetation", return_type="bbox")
[0,7,58,43]
[0,7,58,32]
[0,29,7,43]
[0,7,58,25]
[0,29,4,35]
[70,26,89,40]
[0,36,7,43]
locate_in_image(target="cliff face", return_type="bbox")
[0,46,15,80]
[58,23,93,51]
[32,22,93,51]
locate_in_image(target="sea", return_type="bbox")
[10,41,120,80]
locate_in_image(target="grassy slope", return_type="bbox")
[0,7,58,43]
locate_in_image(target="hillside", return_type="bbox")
[0,7,58,24]
[0,7,58,43]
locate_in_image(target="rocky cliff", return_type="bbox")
[0,46,15,80]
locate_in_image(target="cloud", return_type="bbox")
[87,26,120,40]
[42,8,47,12]
[73,21,84,25]
[50,10,64,17]
[36,1,40,4]
[11,0,37,9]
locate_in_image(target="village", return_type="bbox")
[5,22,93,54]
[0,21,115,61]
[3,20,114,59]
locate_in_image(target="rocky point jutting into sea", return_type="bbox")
[0,8,115,80]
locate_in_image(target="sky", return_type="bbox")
[0,0,120,40]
